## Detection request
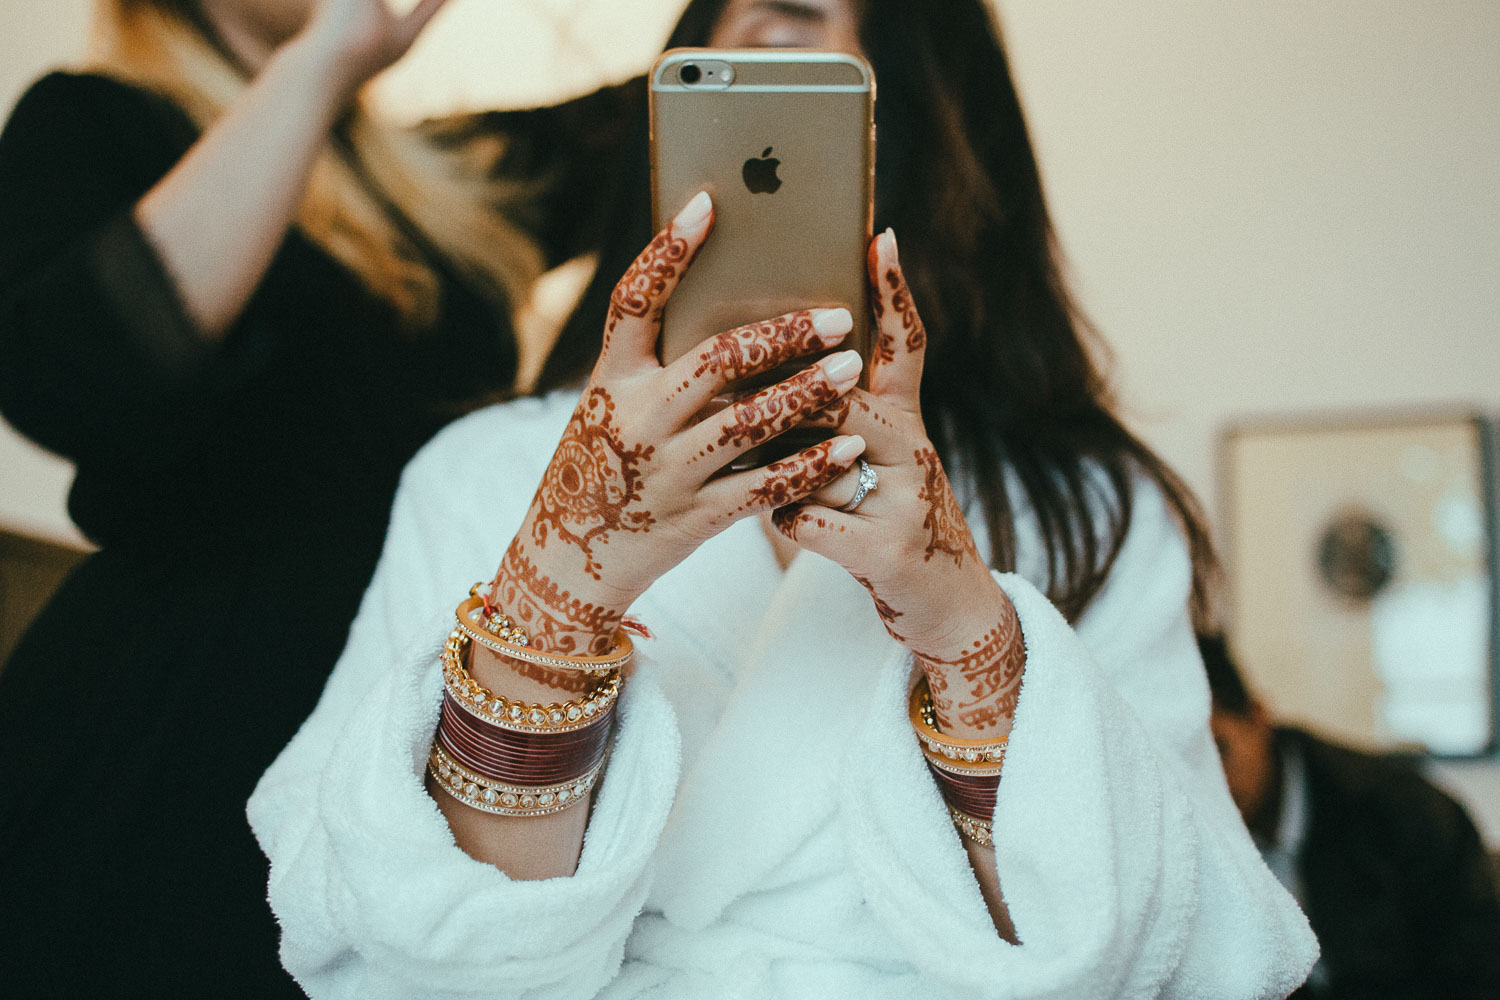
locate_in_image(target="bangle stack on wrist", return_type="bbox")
[455,591,633,674]
[429,588,627,818]
[909,677,1007,846]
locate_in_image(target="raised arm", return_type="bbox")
[780,230,1318,995]
[135,0,449,338]
[429,191,869,876]
[773,229,1026,933]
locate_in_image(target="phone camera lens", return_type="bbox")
[679,63,702,85]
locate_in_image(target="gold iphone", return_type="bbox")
[650,49,875,393]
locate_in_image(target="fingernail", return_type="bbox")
[810,307,853,339]
[821,349,862,386]
[675,191,713,234]
[830,434,866,463]
[884,228,898,266]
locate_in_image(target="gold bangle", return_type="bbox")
[921,744,1006,777]
[948,804,994,846]
[442,628,620,733]
[908,676,1009,764]
[457,593,633,674]
[429,741,602,817]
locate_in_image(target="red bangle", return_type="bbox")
[437,691,613,786]
[926,762,999,819]
[438,717,611,785]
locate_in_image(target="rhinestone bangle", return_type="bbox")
[921,744,1005,777]
[457,593,632,674]
[908,676,1009,765]
[429,741,602,817]
[948,804,994,846]
[442,627,619,734]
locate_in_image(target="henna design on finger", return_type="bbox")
[771,505,849,542]
[804,393,894,432]
[530,387,655,581]
[716,366,842,450]
[886,269,926,353]
[607,225,691,347]
[693,312,827,384]
[916,447,979,566]
[814,396,853,426]
[771,504,808,541]
[745,440,848,508]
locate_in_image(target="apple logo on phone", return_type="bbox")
[742,147,782,194]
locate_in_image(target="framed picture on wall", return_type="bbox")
[1219,412,1498,757]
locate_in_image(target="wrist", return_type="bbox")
[915,586,1024,740]
[278,28,367,110]
[487,537,635,658]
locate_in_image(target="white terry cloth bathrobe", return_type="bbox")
[249,391,1318,1000]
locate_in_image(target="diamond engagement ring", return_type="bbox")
[839,459,879,513]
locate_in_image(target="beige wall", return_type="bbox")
[0,0,94,544]
[2,1,1498,829]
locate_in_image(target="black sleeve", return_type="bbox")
[424,77,647,270]
[0,72,276,468]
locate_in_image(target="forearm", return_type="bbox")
[964,839,1019,943]
[433,535,631,879]
[429,646,595,879]
[133,33,354,339]
[914,583,1026,936]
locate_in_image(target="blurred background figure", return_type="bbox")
[0,0,560,994]
[1202,634,1500,999]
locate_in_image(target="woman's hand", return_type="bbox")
[483,192,867,659]
[773,230,1026,740]
[300,0,453,97]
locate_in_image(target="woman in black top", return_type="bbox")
[0,0,626,993]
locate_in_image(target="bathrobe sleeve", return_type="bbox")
[840,478,1320,999]
[247,401,683,1000]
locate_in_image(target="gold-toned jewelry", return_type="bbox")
[442,627,619,733]
[457,592,633,674]
[908,677,1009,765]
[428,741,603,817]
[948,804,994,846]
[921,744,1006,777]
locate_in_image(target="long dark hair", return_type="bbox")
[537,0,1216,623]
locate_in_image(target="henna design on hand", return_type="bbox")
[745,440,846,508]
[694,312,827,383]
[771,504,806,541]
[716,366,842,450]
[488,540,621,656]
[771,505,849,542]
[915,448,978,567]
[530,387,656,581]
[919,604,1026,733]
[852,573,906,641]
[887,268,926,352]
[805,393,893,433]
[607,225,690,344]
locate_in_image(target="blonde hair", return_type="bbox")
[90,0,543,335]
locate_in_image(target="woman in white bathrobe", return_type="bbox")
[250,1,1320,996]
